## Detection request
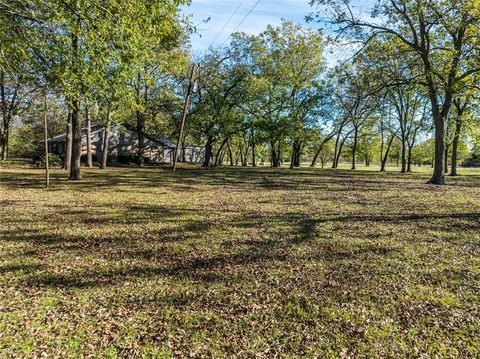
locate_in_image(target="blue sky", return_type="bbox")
[181,0,377,67]
[182,0,314,50]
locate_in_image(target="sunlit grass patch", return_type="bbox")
[1,166,479,357]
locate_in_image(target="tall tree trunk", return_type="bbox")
[136,109,145,167]
[227,141,234,166]
[136,72,146,167]
[251,142,256,167]
[43,91,49,188]
[381,135,395,172]
[311,144,324,167]
[336,139,346,168]
[85,104,93,168]
[351,128,358,170]
[291,141,302,168]
[290,142,295,169]
[64,112,72,171]
[69,98,82,180]
[426,98,446,184]
[271,140,281,167]
[202,135,214,167]
[68,29,82,180]
[100,108,112,169]
[400,132,407,173]
[0,71,11,161]
[444,144,449,174]
[450,117,462,177]
[181,140,186,163]
[332,133,341,168]
[1,120,9,160]
[214,137,228,167]
[407,145,413,172]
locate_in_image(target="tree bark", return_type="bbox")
[85,104,93,168]
[450,116,462,177]
[227,141,234,166]
[251,142,256,167]
[43,91,49,188]
[332,132,341,168]
[100,108,112,169]
[1,122,9,160]
[381,135,395,172]
[202,135,214,167]
[400,132,407,173]
[69,98,82,180]
[444,144,449,174]
[136,72,147,167]
[335,139,346,168]
[351,127,358,170]
[214,137,228,167]
[136,109,145,167]
[426,87,447,184]
[407,145,413,172]
[271,141,281,167]
[64,112,72,171]
[0,70,14,161]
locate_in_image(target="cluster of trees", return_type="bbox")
[1,1,479,186]
[1,0,190,179]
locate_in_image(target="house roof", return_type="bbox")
[48,123,176,148]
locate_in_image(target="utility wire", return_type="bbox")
[208,0,249,48]
[219,0,263,47]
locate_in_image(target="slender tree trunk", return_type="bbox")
[136,109,145,167]
[214,138,228,167]
[311,144,323,167]
[181,141,186,163]
[136,72,146,167]
[0,112,11,160]
[381,135,395,172]
[242,140,249,166]
[271,140,281,167]
[450,117,462,177]
[351,128,358,170]
[400,133,407,173]
[239,145,245,167]
[69,98,82,180]
[251,142,256,167]
[227,141,234,166]
[64,112,72,171]
[407,145,413,172]
[291,141,302,168]
[427,103,446,184]
[336,139,346,168]
[332,133,341,168]
[43,91,49,188]
[85,105,93,168]
[202,135,214,167]
[1,120,9,160]
[100,108,112,169]
[444,144,449,174]
[290,143,295,169]
[68,29,82,180]
[0,70,12,161]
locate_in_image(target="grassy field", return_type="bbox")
[1,165,479,358]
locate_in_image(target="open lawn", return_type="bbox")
[1,166,479,358]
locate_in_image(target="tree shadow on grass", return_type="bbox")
[2,166,478,193]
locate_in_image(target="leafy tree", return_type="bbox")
[311,0,480,184]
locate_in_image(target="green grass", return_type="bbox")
[1,165,479,358]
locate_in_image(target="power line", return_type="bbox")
[219,0,263,47]
[208,0,249,48]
